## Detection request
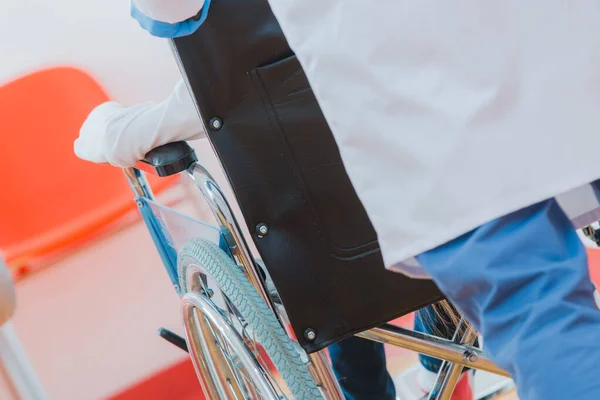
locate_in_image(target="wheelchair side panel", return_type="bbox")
[172,0,443,352]
[137,198,227,294]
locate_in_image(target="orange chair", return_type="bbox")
[0,67,177,277]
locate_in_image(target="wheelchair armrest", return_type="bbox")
[136,141,198,177]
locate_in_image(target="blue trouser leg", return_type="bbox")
[329,305,463,399]
[329,336,396,400]
[329,306,466,399]
[416,199,600,400]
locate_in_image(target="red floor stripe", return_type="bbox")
[106,360,203,400]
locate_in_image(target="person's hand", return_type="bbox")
[75,79,205,168]
[74,101,125,165]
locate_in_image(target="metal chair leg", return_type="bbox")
[0,322,48,400]
[308,352,345,400]
[429,319,478,400]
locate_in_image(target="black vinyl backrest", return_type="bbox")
[173,0,443,352]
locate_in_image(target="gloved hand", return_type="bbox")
[75,79,205,168]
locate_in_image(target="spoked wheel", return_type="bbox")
[178,239,323,400]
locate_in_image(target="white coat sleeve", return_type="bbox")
[133,0,206,23]
[75,79,205,168]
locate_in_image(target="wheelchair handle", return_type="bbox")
[135,141,198,177]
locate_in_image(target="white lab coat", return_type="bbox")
[133,0,205,23]
[266,0,600,269]
[126,1,600,271]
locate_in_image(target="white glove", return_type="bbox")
[75,79,205,168]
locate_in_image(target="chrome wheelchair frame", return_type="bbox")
[123,145,512,400]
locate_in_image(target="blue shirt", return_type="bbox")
[130,0,212,38]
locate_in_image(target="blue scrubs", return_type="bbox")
[417,199,600,399]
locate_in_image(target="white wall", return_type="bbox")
[9,220,186,400]
[0,1,202,399]
[0,1,255,397]
[0,0,180,104]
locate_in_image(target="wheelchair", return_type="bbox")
[117,0,600,398]
[126,140,512,400]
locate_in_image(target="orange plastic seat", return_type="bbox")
[0,67,177,273]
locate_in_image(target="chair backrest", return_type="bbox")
[0,67,174,267]
[173,0,443,353]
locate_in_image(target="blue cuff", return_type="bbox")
[130,0,212,38]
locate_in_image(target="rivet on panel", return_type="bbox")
[256,223,269,238]
[209,117,223,131]
[304,329,317,342]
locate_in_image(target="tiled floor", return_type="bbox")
[394,363,514,400]
[16,212,598,399]
[387,315,517,400]
[7,143,599,399]
[107,307,516,400]
[109,343,517,400]
[15,207,599,399]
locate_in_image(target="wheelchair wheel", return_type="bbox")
[178,238,323,400]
